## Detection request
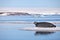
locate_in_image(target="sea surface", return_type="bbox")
[0,15,60,40]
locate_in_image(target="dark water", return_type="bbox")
[0,15,60,40]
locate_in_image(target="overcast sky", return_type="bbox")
[0,0,60,8]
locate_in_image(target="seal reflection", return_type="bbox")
[35,31,55,35]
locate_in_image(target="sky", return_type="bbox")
[0,0,60,8]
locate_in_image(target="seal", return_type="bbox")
[34,22,56,27]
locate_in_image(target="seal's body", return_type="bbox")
[34,22,56,27]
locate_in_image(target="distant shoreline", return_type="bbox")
[0,8,60,14]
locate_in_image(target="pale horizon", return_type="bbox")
[0,8,60,14]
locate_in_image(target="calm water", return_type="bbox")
[0,15,60,40]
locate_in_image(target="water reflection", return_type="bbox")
[35,31,55,35]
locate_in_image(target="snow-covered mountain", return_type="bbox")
[0,8,60,16]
